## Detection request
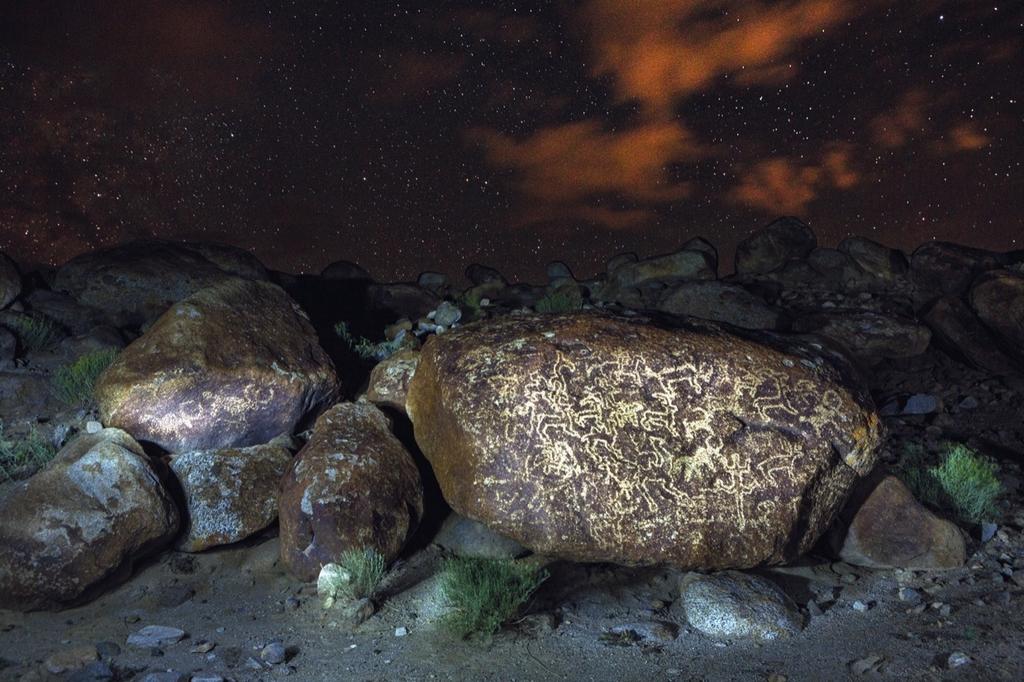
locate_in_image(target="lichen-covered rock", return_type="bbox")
[1,250,22,309]
[278,402,423,582]
[170,443,293,552]
[365,349,420,414]
[792,310,931,364]
[735,217,816,275]
[834,475,966,570]
[95,278,338,453]
[969,269,1024,361]
[656,281,785,330]
[407,312,882,567]
[673,571,803,641]
[0,429,178,611]
[53,239,268,327]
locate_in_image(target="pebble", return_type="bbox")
[85,420,103,434]
[127,626,187,649]
[260,641,287,665]
[95,641,120,660]
[394,626,409,637]
[947,652,971,668]
[897,588,922,605]
[851,601,871,612]
[139,672,187,682]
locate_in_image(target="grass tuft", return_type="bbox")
[334,321,403,361]
[52,348,119,406]
[535,287,582,314]
[0,421,58,482]
[337,547,387,600]
[440,557,548,640]
[5,314,63,352]
[899,442,1002,524]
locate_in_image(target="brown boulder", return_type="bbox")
[170,443,293,552]
[735,217,816,275]
[970,269,1024,361]
[0,429,179,610]
[910,241,1003,309]
[53,239,268,327]
[365,349,420,414]
[95,278,338,453]
[407,312,882,567]
[834,475,966,569]
[278,402,423,581]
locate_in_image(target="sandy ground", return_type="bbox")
[2,527,1023,682]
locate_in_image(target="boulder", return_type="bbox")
[681,237,719,272]
[321,260,372,281]
[1,251,21,309]
[0,429,179,610]
[792,310,931,364]
[23,290,107,336]
[606,252,638,273]
[833,475,966,570]
[656,281,786,330]
[606,247,716,292]
[367,283,440,321]
[170,443,293,552]
[735,217,816,275]
[278,402,423,582]
[465,263,507,286]
[909,241,1003,308]
[406,312,882,567]
[95,278,338,453]
[672,571,802,641]
[546,261,574,282]
[365,349,420,415]
[969,269,1024,361]
[837,237,908,283]
[53,240,269,328]
[922,296,1020,376]
[0,326,14,366]
[433,513,530,560]
[417,271,448,295]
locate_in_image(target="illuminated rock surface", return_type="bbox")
[408,312,883,567]
[0,429,178,611]
[95,278,338,453]
[279,402,423,582]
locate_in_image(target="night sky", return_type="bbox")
[1,1,1021,282]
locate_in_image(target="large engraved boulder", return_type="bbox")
[95,279,338,453]
[407,312,882,567]
[54,239,269,328]
[279,402,423,582]
[0,429,179,611]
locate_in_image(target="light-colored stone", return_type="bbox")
[673,571,802,641]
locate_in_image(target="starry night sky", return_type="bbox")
[1,1,1021,282]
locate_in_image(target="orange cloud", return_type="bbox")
[870,89,928,148]
[469,120,705,229]
[579,0,857,114]
[948,122,990,151]
[729,144,859,214]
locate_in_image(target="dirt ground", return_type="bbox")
[2,524,1023,682]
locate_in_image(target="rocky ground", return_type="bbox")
[2,220,1024,681]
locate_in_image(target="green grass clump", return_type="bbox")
[52,348,119,406]
[535,287,582,313]
[337,547,387,600]
[334,321,403,361]
[0,421,58,482]
[5,314,63,352]
[900,442,1002,524]
[440,557,548,640]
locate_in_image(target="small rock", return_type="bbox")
[897,588,922,605]
[127,626,186,649]
[432,301,462,328]
[947,652,971,668]
[85,421,103,434]
[190,641,216,654]
[849,654,885,675]
[44,645,98,674]
[851,600,871,612]
[394,626,408,637]
[317,563,352,608]
[260,642,287,665]
[981,522,998,543]
[349,597,376,625]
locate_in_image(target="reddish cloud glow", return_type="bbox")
[579,0,857,113]
[870,89,928,149]
[469,120,704,229]
[729,144,859,214]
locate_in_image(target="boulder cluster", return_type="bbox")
[1,217,1020,615]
